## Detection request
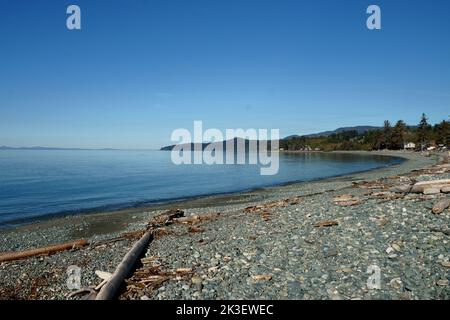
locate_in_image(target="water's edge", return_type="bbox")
[0,152,406,230]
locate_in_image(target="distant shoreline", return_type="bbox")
[0,150,432,238]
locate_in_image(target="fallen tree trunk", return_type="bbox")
[0,239,88,263]
[432,198,450,214]
[96,230,154,300]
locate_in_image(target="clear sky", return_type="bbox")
[1,0,449,149]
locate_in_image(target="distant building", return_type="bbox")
[404,142,416,150]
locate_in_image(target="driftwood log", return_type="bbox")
[96,230,154,300]
[0,239,88,263]
[432,198,450,214]
[411,179,450,193]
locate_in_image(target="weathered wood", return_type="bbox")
[411,179,450,193]
[335,199,362,206]
[174,213,220,224]
[96,230,153,300]
[0,239,88,263]
[67,287,96,298]
[152,209,185,225]
[315,220,339,228]
[432,198,450,214]
[389,184,412,193]
[424,188,441,195]
[90,231,145,248]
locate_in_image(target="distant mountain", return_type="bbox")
[304,126,382,138]
[283,135,302,140]
[160,126,384,150]
[160,138,270,151]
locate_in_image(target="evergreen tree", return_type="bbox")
[417,113,432,150]
[391,120,406,150]
[435,120,450,147]
[382,120,392,149]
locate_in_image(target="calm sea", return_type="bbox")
[0,150,402,226]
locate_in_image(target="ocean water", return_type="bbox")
[0,150,402,225]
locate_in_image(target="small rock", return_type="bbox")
[326,287,342,300]
[191,276,202,285]
[389,278,403,290]
[436,279,449,286]
[251,274,272,281]
[389,185,412,193]
[423,188,441,195]
[323,246,338,258]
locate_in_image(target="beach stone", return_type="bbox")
[423,188,441,195]
[322,246,338,258]
[191,276,203,290]
[442,186,450,193]
[436,279,449,286]
[389,185,412,193]
[389,278,403,290]
[326,286,343,300]
[191,276,202,284]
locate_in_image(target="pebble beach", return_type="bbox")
[1,151,449,300]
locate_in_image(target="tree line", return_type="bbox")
[280,114,450,152]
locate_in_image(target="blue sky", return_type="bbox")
[0,0,449,149]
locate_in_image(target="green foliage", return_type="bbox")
[280,114,449,151]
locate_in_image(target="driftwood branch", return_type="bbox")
[96,230,154,300]
[0,239,88,263]
[174,213,220,224]
[432,198,450,214]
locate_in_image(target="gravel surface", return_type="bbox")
[1,151,449,300]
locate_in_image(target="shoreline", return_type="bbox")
[0,150,405,231]
[0,151,436,249]
[1,150,449,300]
